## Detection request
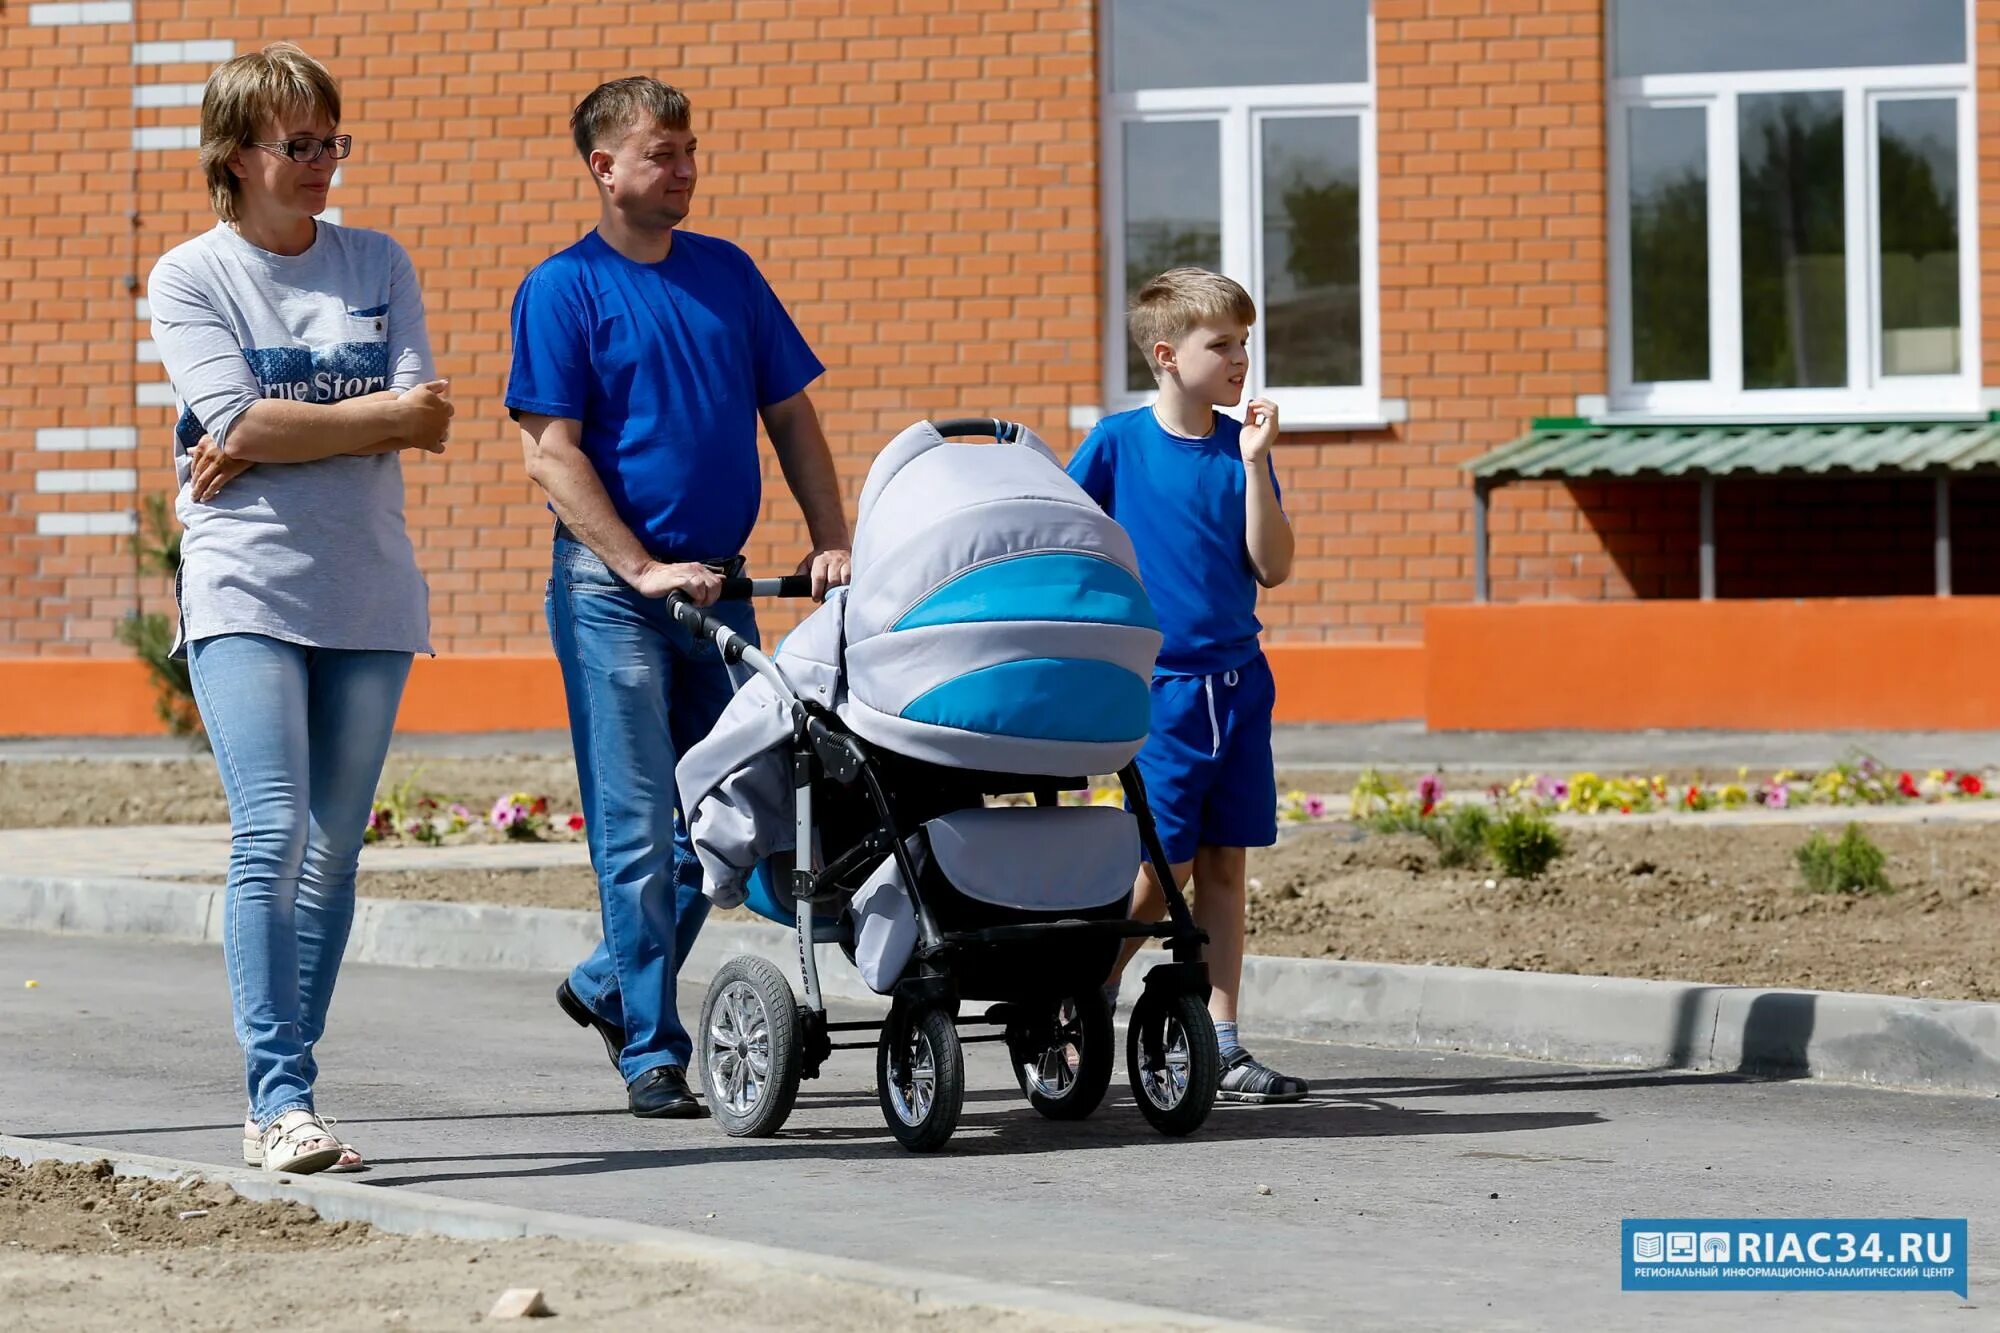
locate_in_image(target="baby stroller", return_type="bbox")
[668,418,1217,1152]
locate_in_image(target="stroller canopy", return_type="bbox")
[838,421,1162,775]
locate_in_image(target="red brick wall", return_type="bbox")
[4,0,1995,669]
[2,0,1100,656]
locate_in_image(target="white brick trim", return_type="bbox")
[134,297,151,322]
[136,340,160,364]
[36,469,139,495]
[135,383,178,408]
[132,83,204,109]
[29,3,133,26]
[35,427,137,452]
[131,126,200,152]
[132,39,232,65]
[37,512,138,537]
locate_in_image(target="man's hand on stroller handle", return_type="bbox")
[796,547,852,602]
[633,560,724,605]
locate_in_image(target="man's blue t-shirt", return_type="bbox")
[1066,406,1282,676]
[505,229,824,560]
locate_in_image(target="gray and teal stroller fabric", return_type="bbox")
[676,419,1162,912]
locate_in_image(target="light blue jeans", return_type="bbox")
[187,633,411,1128]
[547,536,756,1083]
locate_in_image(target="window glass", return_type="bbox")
[1739,91,1847,390]
[1111,0,1368,91]
[1260,115,1363,387]
[1878,99,1960,376]
[1627,106,1710,382]
[1613,0,1964,78]
[1122,119,1223,391]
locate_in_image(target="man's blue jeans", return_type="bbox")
[547,536,757,1083]
[186,633,411,1127]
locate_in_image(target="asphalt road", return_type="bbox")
[2,930,1993,1330]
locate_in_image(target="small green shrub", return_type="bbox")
[119,493,203,742]
[1365,805,1434,837]
[1485,807,1566,880]
[1796,824,1892,896]
[1433,802,1493,869]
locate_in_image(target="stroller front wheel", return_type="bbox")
[1126,988,1219,1137]
[876,1001,964,1152]
[699,956,804,1138]
[1006,990,1114,1120]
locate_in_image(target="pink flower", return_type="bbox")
[1416,774,1444,816]
[1766,783,1789,810]
[403,818,425,836]
[490,796,518,830]
[1304,796,1326,819]
[448,803,473,821]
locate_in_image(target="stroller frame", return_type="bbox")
[670,419,1220,1152]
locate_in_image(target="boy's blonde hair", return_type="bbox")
[199,43,341,223]
[1127,267,1257,377]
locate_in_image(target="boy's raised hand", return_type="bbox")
[1241,397,1279,464]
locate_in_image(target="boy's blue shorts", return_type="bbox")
[1132,652,1278,866]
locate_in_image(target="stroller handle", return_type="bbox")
[930,417,1022,443]
[718,574,814,600]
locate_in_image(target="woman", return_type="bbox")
[149,43,452,1174]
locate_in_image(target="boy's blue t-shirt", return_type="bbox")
[1066,406,1281,676]
[505,229,824,560]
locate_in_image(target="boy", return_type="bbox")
[1067,267,1308,1103]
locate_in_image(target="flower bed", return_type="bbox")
[365,778,584,846]
[1341,754,1993,823]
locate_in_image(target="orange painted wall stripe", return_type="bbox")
[1426,599,2000,732]
[0,645,1426,737]
[1267,644,1425,723]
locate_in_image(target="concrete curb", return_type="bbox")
[9,872,2000,1097]
[0,1134,1249,1331]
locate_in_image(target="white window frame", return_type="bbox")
[1100,16,1380,429]
[1608,19,1980,418]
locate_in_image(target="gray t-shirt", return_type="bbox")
[149,220,433,654]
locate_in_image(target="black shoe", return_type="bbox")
[627,1065,704,1119]
[556,980,624,1073]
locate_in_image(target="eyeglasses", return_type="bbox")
[251,134,352,165]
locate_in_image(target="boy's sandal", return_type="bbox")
[1217,1050,1311,1104]
[251,1109,345,1176]
[244,1114,364,1172]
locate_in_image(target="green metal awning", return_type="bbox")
[1468,418,2000,483]
[1462,418,2000,602]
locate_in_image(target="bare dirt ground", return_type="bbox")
[0,1157,1121,1332]
[11,759,2000,1001]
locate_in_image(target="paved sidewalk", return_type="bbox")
[11,723,2000,770]
[2,930,1992,1331]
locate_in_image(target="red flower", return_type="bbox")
[1898,772,1920,798]
[530,796,549,816]
[1685,785,1700,808]
[1959,774,1984,796]
[566,813,586,831]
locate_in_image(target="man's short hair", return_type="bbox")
[570,77,691,161]
[198,43,341,223]
[1127,268,1258,376]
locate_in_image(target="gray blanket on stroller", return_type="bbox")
[675,587,846,909]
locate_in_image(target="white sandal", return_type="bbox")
[251,1109,344,1175]
[243,1113,365,1173]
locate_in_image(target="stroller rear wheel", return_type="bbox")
[1126,988,1218,1137]
[876,1001,964,1152]
[699,956,803,1138]
[1005,991,1114,1121]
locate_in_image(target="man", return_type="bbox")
[506,77,850,1118]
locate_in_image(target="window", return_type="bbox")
[1609,0,1977,415]
[1102,0,1378,426]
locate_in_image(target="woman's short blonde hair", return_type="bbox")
[198,43,341,222]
